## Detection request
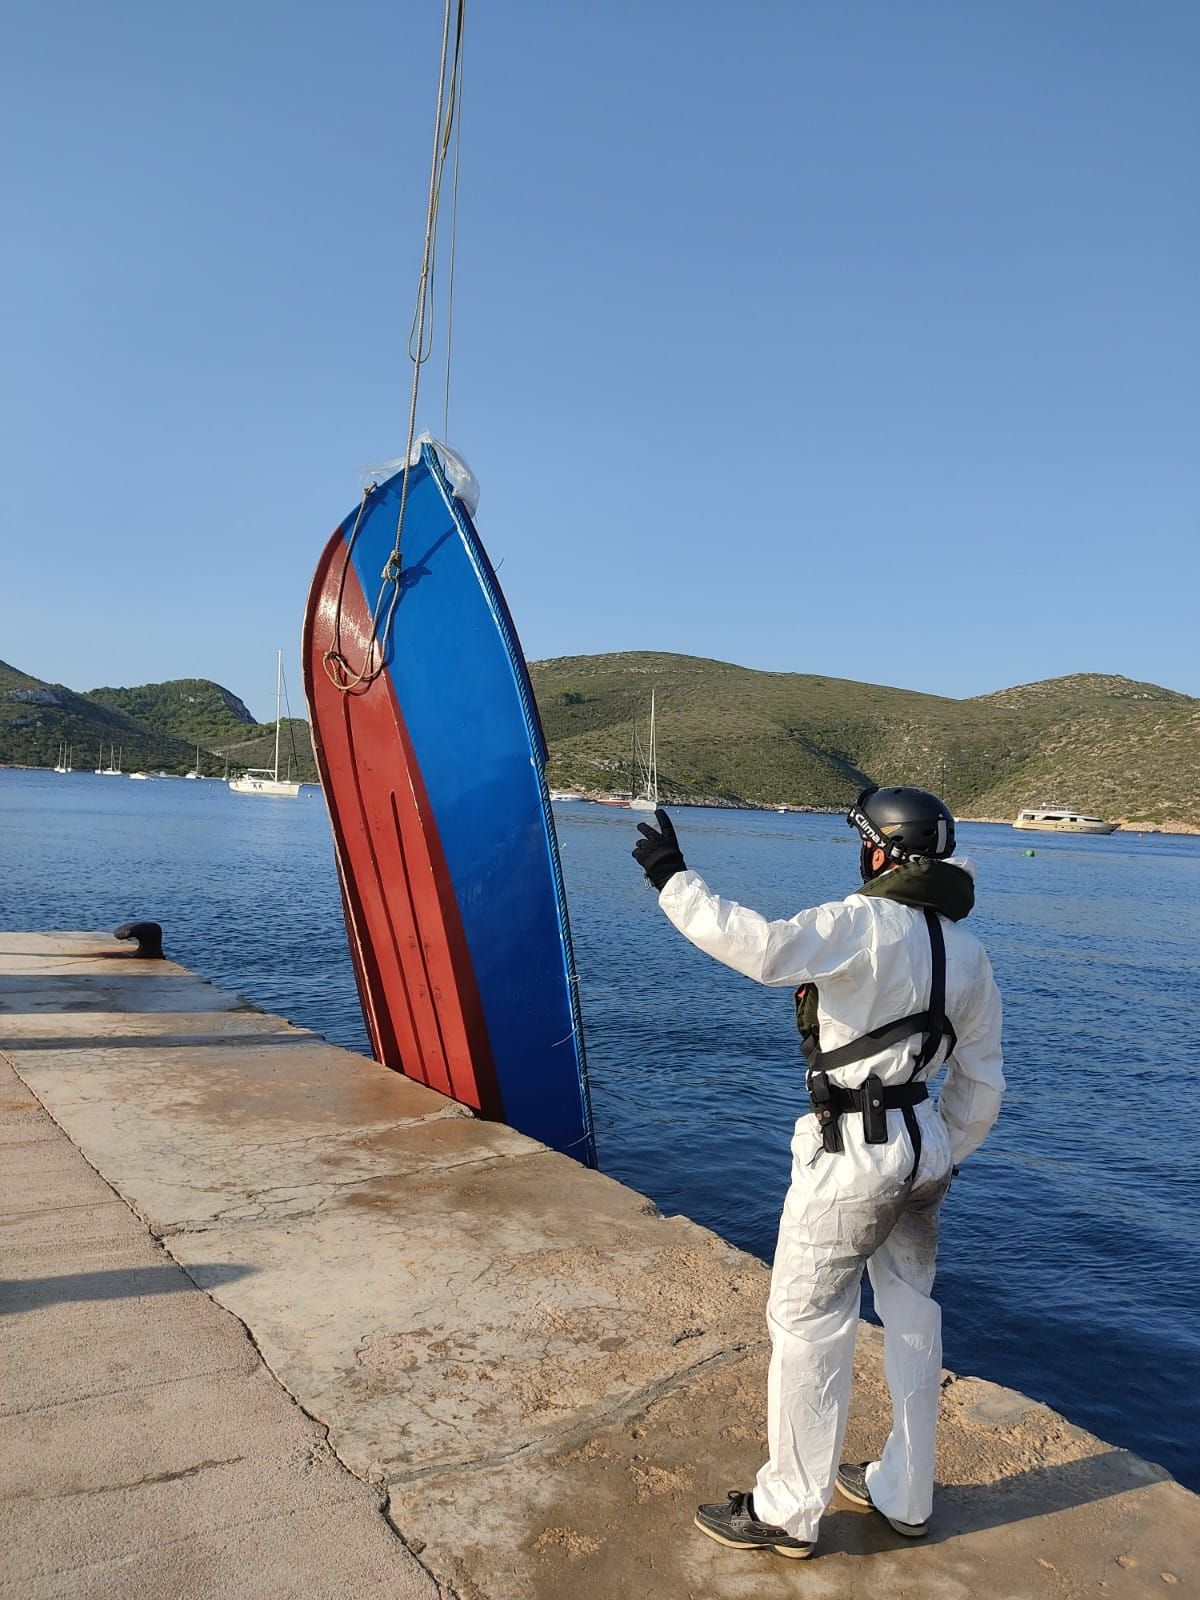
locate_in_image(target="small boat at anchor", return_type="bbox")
[628,691,659,812]
[229,651,301,798]
[1013,807,1118,836]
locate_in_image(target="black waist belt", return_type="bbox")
[808,1070,928,1175]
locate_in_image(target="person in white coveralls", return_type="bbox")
[632,786,1004,1561]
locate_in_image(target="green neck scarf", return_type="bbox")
[795,858,974,1039]
[857,857,975,922]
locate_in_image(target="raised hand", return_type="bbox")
[632,808,687,891]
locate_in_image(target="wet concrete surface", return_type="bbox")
[2,931,1196,1598]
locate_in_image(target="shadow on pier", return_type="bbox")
[0,1262,256,1314]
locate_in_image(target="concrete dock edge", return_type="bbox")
[2,931,1195,1599]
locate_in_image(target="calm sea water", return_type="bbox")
[2,769,1197,1489]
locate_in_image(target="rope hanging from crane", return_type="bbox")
[324,0,467,694]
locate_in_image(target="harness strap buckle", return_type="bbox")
[807,1071,845,1154]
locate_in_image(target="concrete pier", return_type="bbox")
[2,931,1196,1598]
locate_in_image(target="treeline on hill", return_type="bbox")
[529,653,1199,829]
[0,660,319,782]
[4,652,1197,827]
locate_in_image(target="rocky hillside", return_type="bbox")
[0,662,317,781]
[86,678,256,746]
[529,653,1199,829]
[4,652,1195,826]
[1,659,199,773]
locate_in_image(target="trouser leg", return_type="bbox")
[753,1168,903,1541]
[752,1254,862,1540]
[864,1182,946,1526]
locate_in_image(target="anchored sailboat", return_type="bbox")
[629,691,659,812]
[229,651,301,798]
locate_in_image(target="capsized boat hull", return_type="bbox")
[302,444,594,1165]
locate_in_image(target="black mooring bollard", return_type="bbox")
[113,921,165,959]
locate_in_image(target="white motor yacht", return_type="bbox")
[1013,807,1117,836]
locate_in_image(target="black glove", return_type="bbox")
[632,808,686,891]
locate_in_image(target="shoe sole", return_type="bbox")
[693,1516,815,1559]
[835,1480,929,1539]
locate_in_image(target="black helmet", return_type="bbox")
[848,786,955,869]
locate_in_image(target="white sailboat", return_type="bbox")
[229,651,302,798]
[94,744,105,774]
[628,691,659,812]
[102,745,123,776]
[53,741,68,773]
[185,744,202,779]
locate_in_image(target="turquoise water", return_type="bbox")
[2,768,1197,1489]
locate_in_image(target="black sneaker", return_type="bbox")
[835,1462,930,1537]
[694,1490,815,1559]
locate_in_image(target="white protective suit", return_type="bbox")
[658,858,1004,1541]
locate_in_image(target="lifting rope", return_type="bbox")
[324,0,467,694]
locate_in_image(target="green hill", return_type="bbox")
[5,651,1196,827]
[529,652,1199,829]
[0,662,317,780]
[86,678,255,745]
[965,677,1198,829]
[0,659,202,773]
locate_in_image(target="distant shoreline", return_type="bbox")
[5,767,1197,836]
[572,792,1200,836]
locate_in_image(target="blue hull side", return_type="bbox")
[325,445,594,1164]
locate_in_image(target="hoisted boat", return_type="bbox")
[302,0,595,1164]
[304,440,594,1164]
[302,0,593,1163]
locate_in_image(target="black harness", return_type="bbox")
[800,907,956,1181]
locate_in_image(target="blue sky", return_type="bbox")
[3,1,1197,720]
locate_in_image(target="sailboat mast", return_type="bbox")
[273,650,283,783]
[649,691,657,801]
